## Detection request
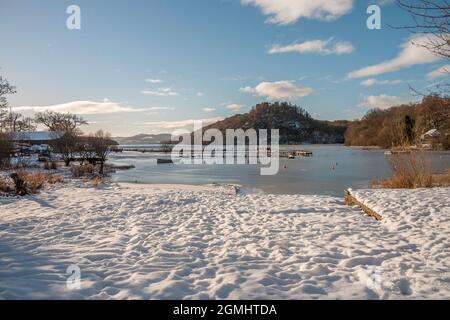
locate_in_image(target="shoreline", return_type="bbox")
[116,181,240,195]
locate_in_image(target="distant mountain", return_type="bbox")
[201,102,349,144]
[113,133,172,145]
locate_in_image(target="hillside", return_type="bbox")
[202,102,348,144]
[345,96,450,149]
[113,133,171,145]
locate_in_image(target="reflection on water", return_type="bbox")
[109,145,450,196]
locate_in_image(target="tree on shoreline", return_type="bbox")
[78,136,97,166]
[36,111,88,166]
[404,115,416,144]
[345,95,450,149]
[49,132,80,166]
[91,130,113,175]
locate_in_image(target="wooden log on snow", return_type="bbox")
[344,190,383,221]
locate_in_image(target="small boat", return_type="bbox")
[288,154,295,159]
[384,150,392,155]
[295,150,313,157]
[157,158,173,164]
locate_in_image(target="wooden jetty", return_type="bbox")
[279,150,313,158]
[121,146,313,158]
[385,149,411,155]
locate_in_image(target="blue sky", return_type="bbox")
[0,0,448,136]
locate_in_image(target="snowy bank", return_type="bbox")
[1,182,449,299]
[348,188,450,297]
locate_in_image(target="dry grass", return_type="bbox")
[44,161,58,170]
[70,164,95,178]
[22,173,45,193]
[3,171,65,195]
[82,175,104,188]
[0,176,14,193]
[371,152,435,189]
[432,169,450,187]
[71,164,106,187]
[18,171,64,194]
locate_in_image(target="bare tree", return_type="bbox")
[398,1,450,58]
[0,132,13,168]
[91,130,113,175]
[35,111,87,166]
[78,136,97,165]
[397,1,450,95]
[35,111,87,133]
[0,76,16,107]
[2,112,36,132]
[49,132,80,166]
[0,75,17,133]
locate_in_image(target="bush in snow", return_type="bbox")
[44,160,58,170]
[7,171,64,196]
[371,152,434,188]
[70,164,95,178]
[0,176,14,194]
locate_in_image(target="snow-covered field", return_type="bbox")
[0,182,449,299]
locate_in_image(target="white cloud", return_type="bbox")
[360,78,403,86]
[225,103,244,111]
[269,38,354,55]
[147,107,176,111]
[141,87,180,96]
[87,120,112,125]
[240,81,313,100]
[426,64,450,80]
[202,107,216,112]
[197,92,204,97]
[359,94,410,110]
[142,117,224,129]
[377,0,395,6]
[348,35,442,79]
[145,78,163,84]
[14,100,145,115]
[241,0,354,25]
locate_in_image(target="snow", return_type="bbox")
[349,188,450,297]
[1,182,449,299]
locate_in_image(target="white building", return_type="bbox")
[420,129,440,140]
[10,131,65,146]
[10,131,65,153]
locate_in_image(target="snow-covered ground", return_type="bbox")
[0,182,449,299]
